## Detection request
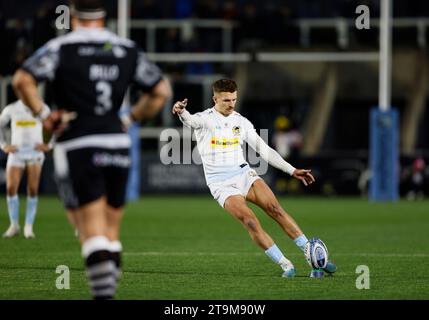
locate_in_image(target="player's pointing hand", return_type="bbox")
[292,169,316,186]
[172,98,188,115]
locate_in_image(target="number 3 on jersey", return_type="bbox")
[95,81,112,115]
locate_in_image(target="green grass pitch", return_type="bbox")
[0,196,428,300]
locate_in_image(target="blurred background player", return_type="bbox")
[406,156,426,200]
[0,99,51,239]
[172,79,336,278]
[272,115,303,160]
[12,0,171,299]
[272,115,303,194]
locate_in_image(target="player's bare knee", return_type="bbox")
[27,188,38,197]
[6,186,17,196]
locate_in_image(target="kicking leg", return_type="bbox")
[3,165,23,238]
[247,179,307,247]
[247,179,336,275]
[224,195,296,277]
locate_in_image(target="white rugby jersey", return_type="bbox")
[179,107,296,184]
[0,100,50,153]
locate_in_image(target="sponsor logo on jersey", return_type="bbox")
[103,42,113,51]
[78,43,127,58]
[16,120,37,127]
[210,137,239,148]
[78,46,96,56]
[232,126,241,136]
[92,152,130,168]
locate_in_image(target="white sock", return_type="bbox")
[25,196,38,226]
[6,195,19,227]
[265,244,285,264]
[265,243,294,271]
[294,234,309,252]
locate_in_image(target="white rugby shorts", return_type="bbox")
[7,151,45,168]
[208,168,261,208]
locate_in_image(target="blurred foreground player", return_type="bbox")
[13,0,171,299]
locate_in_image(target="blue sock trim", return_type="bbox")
[6,195,19,225]
[25,196,38,225]
[294,234,308,252]
[264,244,285,264]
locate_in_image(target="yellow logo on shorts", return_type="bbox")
[16,120,37,127]
[211,137,239,148]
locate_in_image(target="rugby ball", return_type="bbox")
[304,237,329,269]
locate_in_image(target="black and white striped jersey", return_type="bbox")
[22,26,162,142]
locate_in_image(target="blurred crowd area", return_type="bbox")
[4,0,429,21]
[1,0,429,76]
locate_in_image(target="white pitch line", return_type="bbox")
[124,252,429,258]
[336,253,429,258]
[124,252,261,256]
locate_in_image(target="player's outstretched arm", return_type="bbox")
[246,129,315,186]
[171,98,188,115]
[172,98,205,129]
[291,169,315,186]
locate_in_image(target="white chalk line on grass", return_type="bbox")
[124,252,429,258]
